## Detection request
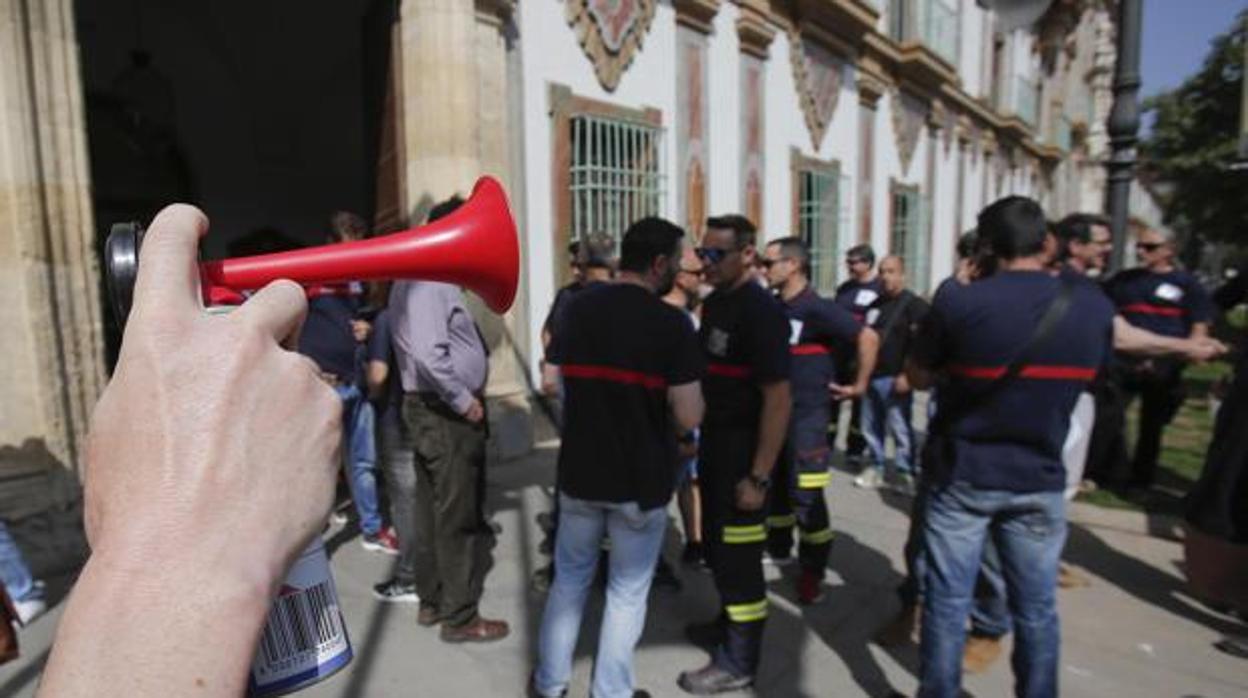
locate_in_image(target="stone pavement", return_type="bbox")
[2,442,1246,697]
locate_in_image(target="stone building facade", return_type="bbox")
[1,0,1168,515]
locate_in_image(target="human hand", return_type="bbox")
[829,382,860,400]
[84,204,342,590]
[893,373,911,395]
[463,397,486,424]
[351,319,372,343]
[678,439,698,461]
[734,477,767,512]
[1184,337,1227,363]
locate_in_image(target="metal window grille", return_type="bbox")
[891,188,931,294]
[569,114,666,250]
[797,168,841,293]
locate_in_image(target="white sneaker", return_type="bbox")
[853,469,885,489]
[13,597,46,626]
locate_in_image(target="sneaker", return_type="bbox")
[962,633,1004,674]
[890,472,917,496]
[372,579,419,603]
[13,597,47,626]
[677,663,753,694]
[361,527,400,555]
[797,570,825,605]
[853,468,885,489]
[329,507,349,526]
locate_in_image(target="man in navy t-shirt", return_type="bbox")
[1090,225,1215,489]
[908,197,1114,697]
[833,243,882,462]
[532,218,704,698]
[678,215,791,694]
[760,236,878,605]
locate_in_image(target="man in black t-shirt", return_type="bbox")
[760,237,878,606]
[532,218,704,698]
[678,215,791,695]
[856,255,929,494]
[833,244,882,462]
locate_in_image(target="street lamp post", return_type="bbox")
[1105,0,1143,273]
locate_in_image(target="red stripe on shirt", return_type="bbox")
[791,343,831,356]
[947,364,1098,381]
[707,363,753,379]
[561,364,667,389]
[1120,303,1185,317]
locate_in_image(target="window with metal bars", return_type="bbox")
[569,114,666,250]
[890,183,930,294]
[796,164,849,293]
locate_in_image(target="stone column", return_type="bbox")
[0,0,105,509]
[399,0,533,459]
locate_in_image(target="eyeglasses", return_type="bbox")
[845,257,867,266]
[1135,242,1164,252]
[694,247,732,264]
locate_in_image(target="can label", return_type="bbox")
[247,539,352,696]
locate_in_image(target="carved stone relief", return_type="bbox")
[789,27,845,151]
[566,0,657,92]
[890,89,929,175]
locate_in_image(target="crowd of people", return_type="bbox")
[18,192,1243,697]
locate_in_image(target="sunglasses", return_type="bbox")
[695,247,732,264]
[1135,242,1165,252]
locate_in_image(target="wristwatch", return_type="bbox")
[747,473,772,491]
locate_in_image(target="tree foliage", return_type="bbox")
[1139,11,1246,245]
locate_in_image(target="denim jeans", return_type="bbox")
[0,522,39,602]
[535,494,667,698]
[862,376,916,474]
[378,409,417,582]
[336,384,382,536]
[919,481,1066,698]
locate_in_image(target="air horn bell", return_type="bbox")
[105,176,521,325]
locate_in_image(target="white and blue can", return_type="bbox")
[247,538,353,696]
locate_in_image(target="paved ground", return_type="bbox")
[2,442,1246,697]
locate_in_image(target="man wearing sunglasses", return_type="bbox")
[759,237,878,605]
[678,215,791,694]
[833,244,882,464]
[1090,224,1215,491]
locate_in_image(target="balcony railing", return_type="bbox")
[889,0,959,67]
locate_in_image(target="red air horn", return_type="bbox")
[105,176,521,324]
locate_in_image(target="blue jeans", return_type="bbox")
[0,522,39,602]
[535,494,667,698]
[919,481,1066,698]
[336,384,382,536]
[862,376,916,474]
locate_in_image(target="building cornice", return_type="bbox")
[736,0,776,58]
[674,0,721,33]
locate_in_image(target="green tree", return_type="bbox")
[1140,11,1246,247]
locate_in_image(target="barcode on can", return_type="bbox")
[258,582,342,665]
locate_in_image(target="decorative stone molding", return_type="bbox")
[736,2,775,58]
[857,71,889,106]
[789,26,847,151]
[674,0,720,33]
[565,0,657,92]
[928,99,956,154]
[890,89,930,175]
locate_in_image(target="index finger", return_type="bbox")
[131,204,209,320]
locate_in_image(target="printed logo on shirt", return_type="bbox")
[788,320,804,346]
[854,289,879,307]
[865,308,881,326]
[707,328,730,357]
[1154,282,1184,303]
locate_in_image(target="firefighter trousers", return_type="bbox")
[699,426,768,677]
[767,405,834,574]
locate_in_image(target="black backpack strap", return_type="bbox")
[939,274,1078,423]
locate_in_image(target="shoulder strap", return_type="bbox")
[875,292,915,342]
[938,275,1077,424]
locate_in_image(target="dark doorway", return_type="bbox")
[74,0,397,368]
